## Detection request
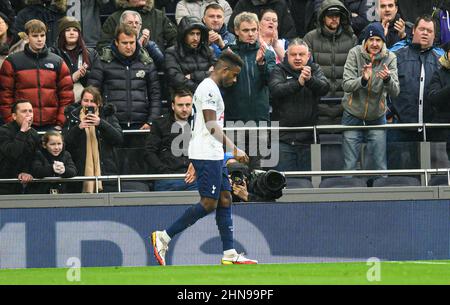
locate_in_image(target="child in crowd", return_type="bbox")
[31,130,77,194]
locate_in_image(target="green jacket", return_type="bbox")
[223,41,276,123]
[342,42,400,121]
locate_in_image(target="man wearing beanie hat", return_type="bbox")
[387,15,443,169]
[341,21,399,172]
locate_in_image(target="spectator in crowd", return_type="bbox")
[0,11,20,68]
[30,130,77,194]
[389,15,441,136]
[14,0,68,48]
[97,0,177,54]
[269,38,329,172]
[287,0,316,37]
[387,15,442,168]
[359,0,413,48]
[165,16,215,94]
[311,0,370,37]
[428,41,450,142]
[304,0,358,125]
[145,89,198,191]
[341,22,399,171]
[175,0,232,25]
[228,0,297,39]
[223,12,275,169]
[120,10,164,70]
[63,86,123,193]
[0,19,74,131]
[88,23,161,131]
[0,100,41,195]
[66,0,112,48]
[51,16,99,103]
[203,2,235,57]
[258,9,286,63]
[432,0,450,45]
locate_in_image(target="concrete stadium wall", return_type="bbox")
[1,191,449,268]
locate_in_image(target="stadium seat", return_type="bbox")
[371,176,421,187]
[428,175,450,186]
[319,177,367,188]
[285,178,314,189]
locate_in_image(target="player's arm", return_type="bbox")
[203,109,249,163]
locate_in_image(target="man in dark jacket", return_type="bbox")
[304,0,357,125]
[359,0,412,48]
[97,0,177,54]
[165,15,215,94]
[228,0,297,39]
[145,89,197,191]
[269,38,330,171]
[388,15,442,169]
[0,100,41,195]
[88,23,161,130]
[0,19,74,131]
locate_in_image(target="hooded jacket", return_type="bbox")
[14,0,68,48]
[304,0,358,125]
[0,44,74,127]
[97,0,177,53]
[342,41,400,121]
[269,56,330,144]
[228,0,297,39]
[164,16,215,93]
[87,42,161,127]
[175,0,233,25]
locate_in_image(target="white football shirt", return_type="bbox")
[188,78,225,160]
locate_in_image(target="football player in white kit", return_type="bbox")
[151,52,258,265]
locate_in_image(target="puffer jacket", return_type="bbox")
[0,120,41,195]
[269,57,330,144]
[303,0,357,125]
[144,113,191,174]
[175,0,233,25]
[342,41,400,121]
[97,0,177,53]
[0,44,74,127]
[223,40,276,123]
[14,0,67,48]
[164,16,215,93]
[63,103,123,178]
[390,43,441,124]
[228,0,297,39]
[87,43,161,127]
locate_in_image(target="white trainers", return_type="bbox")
[151,231,170,266]
[221,251,258,265]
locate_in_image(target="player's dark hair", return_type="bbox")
[215,52,244,70]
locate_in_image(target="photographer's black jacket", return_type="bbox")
[144,113,191,174]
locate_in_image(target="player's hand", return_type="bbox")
[185,162,196,184]
[233,147,249,164]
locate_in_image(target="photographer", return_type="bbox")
[225,153,286,202]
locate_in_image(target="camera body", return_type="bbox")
[227,162,286,201]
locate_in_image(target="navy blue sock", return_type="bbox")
[215,206,234,251]
[166,203,209,238]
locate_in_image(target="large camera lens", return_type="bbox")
[262,170,287,192]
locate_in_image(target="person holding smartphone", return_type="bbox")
[63,86,123,193]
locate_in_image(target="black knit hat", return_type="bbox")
[0,11,11,27]
[57,16,81,37]
[364,22,386,43]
